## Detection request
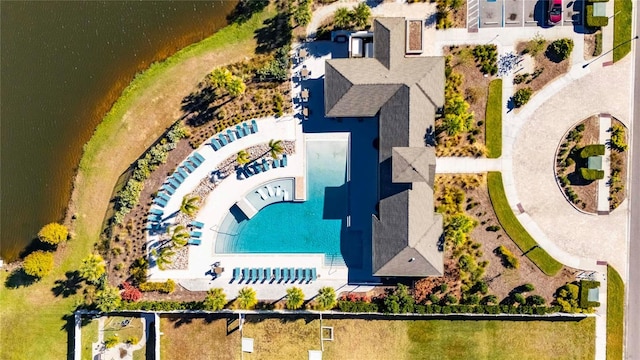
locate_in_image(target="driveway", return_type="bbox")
[509,57,632,275]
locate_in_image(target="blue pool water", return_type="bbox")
[215,139,348,265]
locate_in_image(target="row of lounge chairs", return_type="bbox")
[188,229,202,245]
[256,184,291,201]
[210,120,259,151]
[154,151,205,208]
[237,154,288,179]
[232,267,317,284]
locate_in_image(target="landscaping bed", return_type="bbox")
[555,116,600,213]
[608,118,628,210]
[515,38,571,93]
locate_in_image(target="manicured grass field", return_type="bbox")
[0,7,275,359]
[487,171,563,276]
[612,0,633,62]
[103,316,144,343]
[485,79,502,158]
[80,319,99,359]
[160,315,595,359]
[606,265,624,360]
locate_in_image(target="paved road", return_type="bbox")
[625,4,640,358]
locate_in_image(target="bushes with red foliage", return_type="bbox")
[121,282,142,302]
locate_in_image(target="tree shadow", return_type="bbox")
[4,268,38,288]
[52,271,84,298]
[19,237,56,258]
[424,125,437,147]
[254,13,292,54]
[227,0,270,24]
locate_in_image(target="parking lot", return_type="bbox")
[476,0,583,28]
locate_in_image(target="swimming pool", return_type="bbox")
[215,136,349,265]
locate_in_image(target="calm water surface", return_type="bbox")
[0,1,237,261]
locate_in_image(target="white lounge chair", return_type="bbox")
[266,185,274,197]
[256,188,268,200]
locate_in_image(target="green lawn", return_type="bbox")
[80,319,99,359]
[607,265,624,360]
[612,0,633,62]
[487,171,563,276]
[485,79,502,158]
[0,7,275,359]
[159,316,595,359]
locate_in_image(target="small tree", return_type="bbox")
[294,0,312,27]
[121,282,142,302]
[79,254,106,283]
[180,195,200,217]
[316,287,337,310]
[209,68,232,89]
[204,288,227,311]
[512,87,532,107]
[352,3,371,29]
[236,287,258,310]
[333,7,351,29]
[268,139,284,159]
[23,250,54,279]
[104,335,119,349]
[226,76,246,97]
[237,150,251,165]
[38,223,68,245]
[168,225,190,248]
[152,246,176,271]
[286,287,305,310]
[547,38,574,62]
[95,286,122,312]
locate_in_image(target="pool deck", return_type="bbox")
[145,40,370,299]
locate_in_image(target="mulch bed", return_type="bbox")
[515,41,570,93]
[609,118,628,211]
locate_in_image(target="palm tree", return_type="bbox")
[78,254,106,284]
[152,246,175,270]
[333,7,351,29]
[316,287,337,310]
[237,150,251,165]
[286,287,305,309]
[204,288,227,311]
[236,287,258,310]
[180,195,200,217]
[168,225,190,248]
[352,3,371,29]
[268,139,284,159]
[294,1,311,28]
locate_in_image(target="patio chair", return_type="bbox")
[211,138,221,151]
[154,197,168,208]
[283,190,291,201]
[149,208,163,216]
[191,221,204,229]
[281,154,288,167]
[243,122,251,136]
[193,152,205,164]
[251,119,258,133]
[291,268,298,281]
[256,188,268,201]
[235,125,245,138]
[265,185,274,197]
[168,177,181,189]
[158,192,170,202]
[177,167,189,179]
[311,268,317,281]
[262,158,270,171]
[275,186,283,198]
[187,238,201,245]
[191,231,202,238]
[273,158,280,167]
[161,184,175,195]
[282,268,289,282]
[233,268,240,282]
[226,129,236,142]
[189,156,201,167]
[242,268,249,281]
[173,171,185,182]
[258,268,265,282]
[304,269,311,283]
[250,268,258,283]
[253,162,263,174]
[243,165,254,177]
[184,162,196,173]
[274,268,281,282]
[218,135,228,146]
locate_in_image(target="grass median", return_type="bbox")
[485,79,502,158]
[0,6,275,359]
[607,265,624,360]
[487,171,563,276]
[612,0,633,62]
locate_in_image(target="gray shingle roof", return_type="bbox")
[323,17,445,278]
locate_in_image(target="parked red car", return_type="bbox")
[548,0,563,24]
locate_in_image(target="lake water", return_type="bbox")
[0,1,237,261]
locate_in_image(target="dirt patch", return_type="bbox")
[515,41,570,93]
[555,115,600,213]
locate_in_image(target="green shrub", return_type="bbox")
[204,288,227,311]
[512,87,532,107]
[337,300,378,312]
[559,176,570,187]
[524,34,546,56]
[481,294,498,305]
[486,225,501,232]
[285,287,305,310]
[139,279,176,293]
[472,45,498,75]
[496,245,520,269]
[37,223,68,245]
[513,293,526,304]
[23,251,54,279]
[444,294,458,305]
[580,168,605,180]
[593,32,603,56]
[522,283,535,292]
[585,3,609,27]
[527,295,546,305]
[580,144,605,158]
[104,335,119,349]
[610,124,628,151]
[513,73,530,85]
[120,300,204,311]
[546,38,574,62]
[125,336,139,345]
[429,294,440,304]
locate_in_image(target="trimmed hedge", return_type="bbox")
[497,245,519,269]
[120,300,204,311]
[580,168,605,180]
[585,3,609,27]
[139,279,176,293]
[579,280,601,308]
[580,144,605,158]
